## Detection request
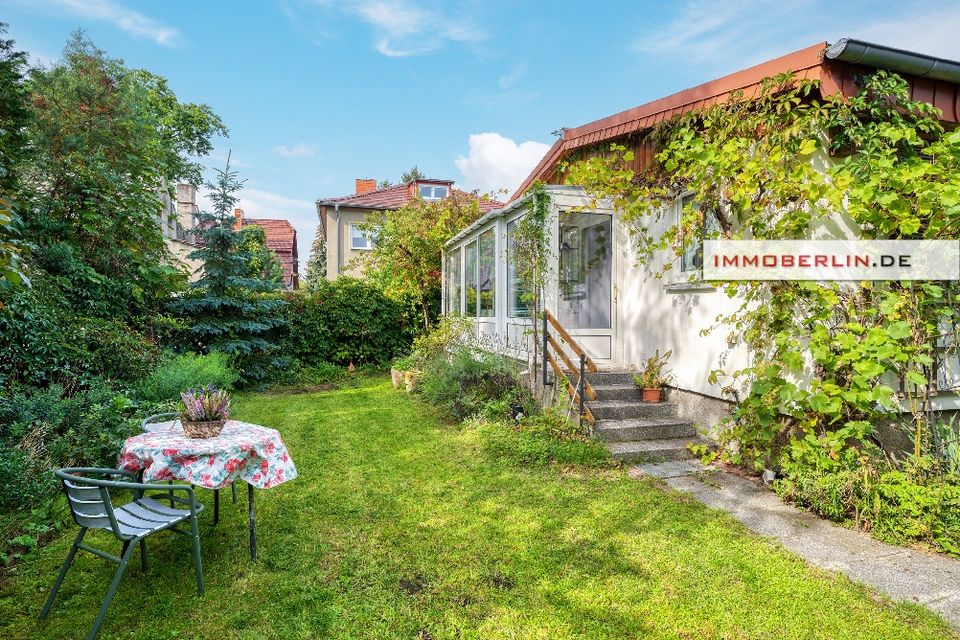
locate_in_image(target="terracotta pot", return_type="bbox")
[405,369,421,393]
[390,368,405,388]
[641,388,662,403]
[182,419,226,438]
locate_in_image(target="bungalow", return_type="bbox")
[317,178,503,279]
[443,39,960,461]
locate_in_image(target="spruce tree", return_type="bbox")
[171,156,286,382]
[304,218,327,289]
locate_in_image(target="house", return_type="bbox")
[158,183,203,280]
[233,208,299,290]
[442,39,960,460]
[316,178,503,279]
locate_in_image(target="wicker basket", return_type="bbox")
[181,419,226,438]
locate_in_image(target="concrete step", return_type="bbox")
[607,437,705,463]
[588,400,679,421]
[586,371,634,386]
[594,418,697,442]
[590,383,641,401]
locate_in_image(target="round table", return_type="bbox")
[118,420,297,560]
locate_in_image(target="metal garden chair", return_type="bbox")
[141,412,236,521]
[40,468,204,640]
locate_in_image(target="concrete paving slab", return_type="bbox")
[635,460,960,629]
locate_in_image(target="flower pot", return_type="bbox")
[390,368,405,389]
[405,369,421,393]
[182,419,226,438]
[641,388,662,403]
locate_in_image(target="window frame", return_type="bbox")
[349,223,376,251]
[419,184,449,200]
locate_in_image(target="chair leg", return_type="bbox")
[139,540,148,573]
[40,528,86,619]
[86,539,136,640]
[190,515,204,595]
[231,481,237,504]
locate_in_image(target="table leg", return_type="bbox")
[247,484,257,562]
[214,489,220,526]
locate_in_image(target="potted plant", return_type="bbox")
[404,368,422,393]
[179,385,231,438]
[632,350,673,403]
[391,354,415,389]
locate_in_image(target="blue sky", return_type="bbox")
[3,0,959,268]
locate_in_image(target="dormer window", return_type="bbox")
[419,184,449,200]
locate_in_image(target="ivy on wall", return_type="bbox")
[566,70,960,472]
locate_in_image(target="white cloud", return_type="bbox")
[197,187,318,273]
[853,8,960,61]
[271,143,316,157]
[38,0,180,46]
[454,133,551,195]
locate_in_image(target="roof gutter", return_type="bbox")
[826,38,960,83]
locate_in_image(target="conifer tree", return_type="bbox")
[304,218,326,289]
[171,156,286,382]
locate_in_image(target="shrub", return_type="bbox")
[0,380,139,512]
[281,278,417,367]
[136,352,240,403]
[471,412,612,469]
[419,346,520,422]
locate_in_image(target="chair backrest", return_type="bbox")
[141,412,179,433]
[56,469,123,539]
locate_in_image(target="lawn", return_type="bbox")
[0,375,954,639]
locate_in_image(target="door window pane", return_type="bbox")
[478,228,495,317]
[507,217,531,318]
[558,213,612,329]
[465,240,478,316]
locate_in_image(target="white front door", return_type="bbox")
[556,211,617,366]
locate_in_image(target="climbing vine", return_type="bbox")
[509,182,552,372]
[567,70,960,474]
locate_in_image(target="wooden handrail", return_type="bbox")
[544,310,598,373]
[546,334,597,400]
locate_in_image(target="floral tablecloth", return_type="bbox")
[118,420,298,490]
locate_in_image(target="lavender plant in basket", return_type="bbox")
[179,384,231,438]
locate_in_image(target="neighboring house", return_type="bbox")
[442,39,960,460]
[233,208,299,290]
[316,178,503,279]
[159,183,203,280]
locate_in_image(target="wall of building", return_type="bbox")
[326,207,375,279]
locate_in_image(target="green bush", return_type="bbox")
[419,346,520,422]
[775,425,960,556]
[0,381,139,512]
[281,278,417,367]
[136,351,240,402]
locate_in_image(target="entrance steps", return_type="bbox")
[585,371,703,463]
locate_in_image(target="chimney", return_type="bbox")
[234,207,244,231]
[355,178,377,195]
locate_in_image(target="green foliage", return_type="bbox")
[237,224,284,284]
[19,33,224,319]
[0,381,139,512]
[136,351,239,403]
[281,277,416,366]
[569,70,960,472]
[0,276,159,389]
[360,190,487,330]
[632,350,672,389]
[304,217,327,289]
[419,345,521,422]
[170,158,287,383]
[472,414,612,468]
[0,24,30,290]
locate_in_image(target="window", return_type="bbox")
[464,241,478,316]
[350,223,376,250]
[679,195,719,273]
[478,228,495,317]
[446,249,461,314]
[419,184,449,200]
[558,213,612,330]
[507,217,531,318]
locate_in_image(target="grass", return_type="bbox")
[0,374,955,639]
